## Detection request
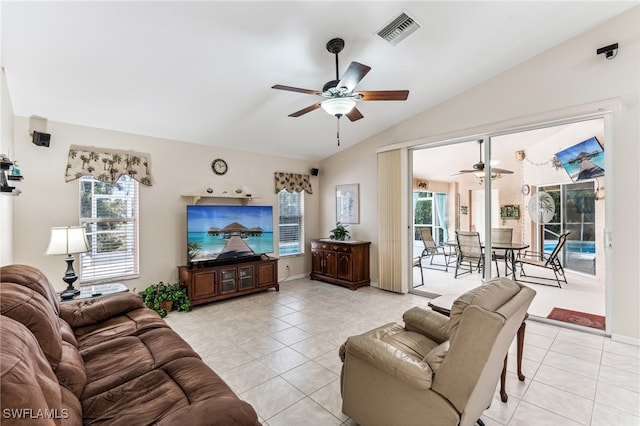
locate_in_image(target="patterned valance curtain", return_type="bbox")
[274,172,313,194]
[65,145,153,186]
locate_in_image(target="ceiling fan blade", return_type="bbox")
[337,62,371,93]
[357,90,409,101]
[346,107,364,122]
[272,85,321,95]
[288,103,321,117]
[492,168,514,174]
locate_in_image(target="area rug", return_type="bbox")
[547,307,605,330]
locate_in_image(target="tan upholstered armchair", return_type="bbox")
[339,278,535,426]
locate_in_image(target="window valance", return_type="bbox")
[65,145,153,186]
[274,172,313,194]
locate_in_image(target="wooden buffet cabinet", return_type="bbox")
[310,239,370,290]
[178,257,278,307]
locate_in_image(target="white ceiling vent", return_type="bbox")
[376,11,420,46]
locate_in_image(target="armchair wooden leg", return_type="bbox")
[500,356,508,402]
[517,321,526,381]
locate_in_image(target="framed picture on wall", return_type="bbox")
[336,184,359,224]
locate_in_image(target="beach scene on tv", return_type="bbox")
[555,136,605,182]
[187,205,274,263]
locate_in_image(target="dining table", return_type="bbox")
[443,240,530,280]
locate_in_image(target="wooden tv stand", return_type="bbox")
[178,257,278,307]
[310,239,370,290]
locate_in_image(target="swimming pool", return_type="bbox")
[544,240,595,254]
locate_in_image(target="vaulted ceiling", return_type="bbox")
[1,2,634,161]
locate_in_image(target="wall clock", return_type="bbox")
[211,159,228,175]
[521,184,530,196]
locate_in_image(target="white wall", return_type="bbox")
[11,118,319,292]
[320,7,640,341]
[1,68,16,266]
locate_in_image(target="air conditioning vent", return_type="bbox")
[376,11,420,46]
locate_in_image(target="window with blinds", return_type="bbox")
[278,189,304,256]
[79,175,139,283]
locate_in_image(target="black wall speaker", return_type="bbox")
[32,131,51,147]
[310,168,319,176]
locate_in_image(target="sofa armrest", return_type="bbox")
[344,332,434,390]
[59,292,150,328]
[403,306,450,343]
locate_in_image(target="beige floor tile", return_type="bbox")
[260,346,309,374]
[218,359,278,394]
[239,376,305,420]
[281,360,338,395]
[508,401,583,426]
[238,336,286,357]
[595,381,640,417]
[591,402,640,426]
[523,381,593,424]
[542,350,600,379]
[601,350,640,374]
[267,397,342,426]
[533,364,597,400]
[290,336,338,359]
[309,379,349,422]
[270,326,312,346]
[598,364,640,394]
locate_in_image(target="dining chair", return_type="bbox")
[455,231,499,278]
[420,228,451,272]
[491,228,513,276]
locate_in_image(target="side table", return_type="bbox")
[59,283,129,302]
[428,294,528,403]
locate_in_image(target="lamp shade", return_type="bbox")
[45,226,90,255]
[321,98,356,116]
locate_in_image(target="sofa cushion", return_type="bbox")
[81,358,259,425]
[0,316,70,425]
[60,319,79,348]
[56,340,87,399]
[81,327,200,399]
[59,292,148,328]
[0,264,60,315]
[0,282,63,369]
[425,341,449,374]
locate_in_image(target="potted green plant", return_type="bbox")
[329,222,351,241]
[139,282,191,318]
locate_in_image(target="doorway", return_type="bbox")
[410,117,607,327]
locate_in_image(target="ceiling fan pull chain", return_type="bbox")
[336,117,340,146]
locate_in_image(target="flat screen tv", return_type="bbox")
[187,205,273,265]
[555,136,605,182]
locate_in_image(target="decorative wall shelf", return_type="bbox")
[1,158,22,196]
[181,194,257,205]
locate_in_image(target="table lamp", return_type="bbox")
[45,226,90,300]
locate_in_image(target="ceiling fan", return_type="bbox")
[272,38,409,144]
[455,140,514,179]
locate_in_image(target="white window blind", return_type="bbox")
[79,175,139,283]
[278,189,304,256]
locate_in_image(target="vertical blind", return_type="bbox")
[378,150,403,292]
[79,175,139,283]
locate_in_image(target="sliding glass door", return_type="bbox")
[536,181,596,275]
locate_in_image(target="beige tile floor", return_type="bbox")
[165,278,639,426]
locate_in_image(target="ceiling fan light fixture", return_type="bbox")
[321,98,356,117]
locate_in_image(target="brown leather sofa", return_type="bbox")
[0,264,259,425]
[339,277,535,426]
